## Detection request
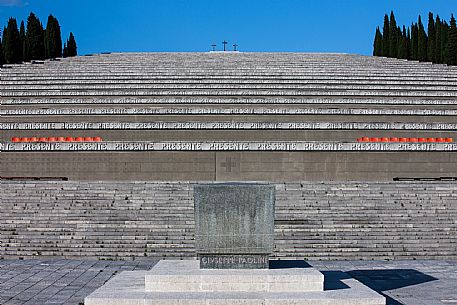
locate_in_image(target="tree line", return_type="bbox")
[373,11,457,65]
[0,12,77,66]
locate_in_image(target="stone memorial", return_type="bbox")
[194,183,275,269]
[1,46,454,305]
[85,182,386,304]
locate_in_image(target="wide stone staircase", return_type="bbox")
[1,52,457,181]
[1,181,455,260]
[1,52,456,261]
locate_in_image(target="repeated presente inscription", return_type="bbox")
[2,107,457,116]
[4,84,457,91]
[3,97,457,105]
[2,121,457,130]
[3,89,457,98]
[2,142,457,151]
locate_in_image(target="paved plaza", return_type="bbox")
[0,259,455,305]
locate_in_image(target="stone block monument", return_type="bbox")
[194,183,275,269]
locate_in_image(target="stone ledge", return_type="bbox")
[2,121,456,130]
[3,97,456,105]
[2,141,457,152]
[2,89,457,98]
[4,84,457,90]
[2,107,456,116]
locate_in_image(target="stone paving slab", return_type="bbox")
[0,259,456,305]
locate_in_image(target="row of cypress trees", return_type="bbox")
[0,13,77,66]
[373,11,457,65]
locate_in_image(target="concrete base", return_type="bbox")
[145,260,323,292]
[85,260,386,305]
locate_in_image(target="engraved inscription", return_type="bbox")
[3,121,457,130]
[2,89,457,98]
[200,255,269,269]
[2,107,457,116]
[3,141,457,151]
[3,97,457,106]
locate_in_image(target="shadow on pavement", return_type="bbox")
[269,261,352,290]
[269,260,312,269]
[348,269,438,305]
[321,270,351,290]
[268,261,438,305]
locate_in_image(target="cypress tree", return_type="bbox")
[45,15,62,59]
[44,22,48,58]
[389,11,399,58]
[62,42,68,58]
[2,26,7,63]
[417,16,428,61]
[382,14,390,57]
[0,35,4,66]
[427,12,436,62]
[66,32,77,57]
[26,13,45,60]
[406,26,411,59]
[435,16,442,63]
[397,26,408,59]
[19,20,27,62]
[446,14,457,66]
[442,21,449,63]
[411,23,419,60]
[373,27,383,56]
[2,17,22,64]
[370,12,457,62]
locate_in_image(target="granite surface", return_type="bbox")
[194,183,275,268]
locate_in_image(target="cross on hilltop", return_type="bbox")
[210,41,239,52]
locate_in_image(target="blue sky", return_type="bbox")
[0,0,455,55]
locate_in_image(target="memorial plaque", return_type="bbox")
[194,183,275,269]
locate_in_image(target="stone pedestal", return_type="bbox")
[145,260,324,292]
[85,259,386,305]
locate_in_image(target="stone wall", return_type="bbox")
[1,181,455,260]
[3,151,457,181]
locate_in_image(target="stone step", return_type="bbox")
[144,261,324,293]
[3,97,456,106]
[4,120,457,130]
[4,79,457,86]
[3,90,456,98]
[1,82,455,89]
[2,106,456,117]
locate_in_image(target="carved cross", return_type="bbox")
[211,44,216,51]
[233,43,238,51]
[221,157,237,172]
[222,41,228,51]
